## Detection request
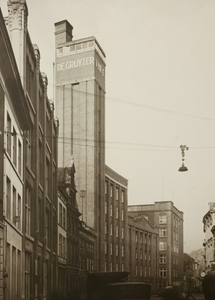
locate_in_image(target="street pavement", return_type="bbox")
[150,293,205,300]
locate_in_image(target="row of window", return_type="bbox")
[135,249,151,261]
[135,231,151,244]
[159,254,178,265]
[105,223,124,237]
[6,112,22,176]
[134,228,177,240]
[79,255,94,271]
[79,239,94,253]
[5,177,21,230]
[105,203,125,219]
[173,215,180,228]
[135,265,151,277]
[159,241,179,253]
[159,214,181,227]
[105,262,124,272]
[159,268,179,278]
[25,185,56,250]
[105,242,124,256]
[105,181,125,202]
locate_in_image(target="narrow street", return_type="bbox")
[150,293,205,300]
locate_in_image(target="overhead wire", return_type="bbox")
[54,84,215,122]
[6,83,215,152]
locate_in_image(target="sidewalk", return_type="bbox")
[150,293,205,300]
[193,293,205,300]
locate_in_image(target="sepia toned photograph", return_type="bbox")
[0,0,215,299]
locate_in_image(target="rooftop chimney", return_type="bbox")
[54,20,73,47]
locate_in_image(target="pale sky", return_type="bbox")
[2,0,215,253]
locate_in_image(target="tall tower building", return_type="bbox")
[55,20,106,269]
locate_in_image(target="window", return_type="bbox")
[26,131,32,169]
[159,268,167,277]
[121,209,124,221]
[159,228,167,237]
[110,243,112,255]
[116,244,118,256]
[116,188,119,200]
[62,236,66,257]
[39,139,43,184]
[121,227,124,239]
[12,186,16,225]
[59,203,62,226]
[59,234,62,256]
[13,127,17,166]
[63,207,66,228]
[110,262,112,272]
[105,181,108,194]
[18,194,21,230]
[105,201,107,214]
[160,255,166,264]
[25,187,31,235]
[116,207,118,219]
[116,225,118,237]
[105,221,107,234]
[116,263,118,271]
[18,140,22,175]
[6,113,11,156]
[25,252,31,300]
[121,245,124,257]
[140,232,143,243]
[110,184,113,197]
[121,263,124,271]
[110,223,112,236]
[159,214,167,224]
[159,242,167,251]
[121,190,124,203]
[6,177,11,220]
[46,158,50,198]
[135,231,138,242]
[105,242,107,254]
[110,204,112,217]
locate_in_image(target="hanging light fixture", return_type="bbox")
[178,145,189,172]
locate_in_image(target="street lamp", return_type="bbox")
[178,145,189,172]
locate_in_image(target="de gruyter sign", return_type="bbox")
[57,56,105,77]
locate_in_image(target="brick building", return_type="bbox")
[104,166,129,273]
[128,201,184,288]
[128,214,159,293]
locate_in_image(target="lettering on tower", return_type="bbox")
[57,56,105,77]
